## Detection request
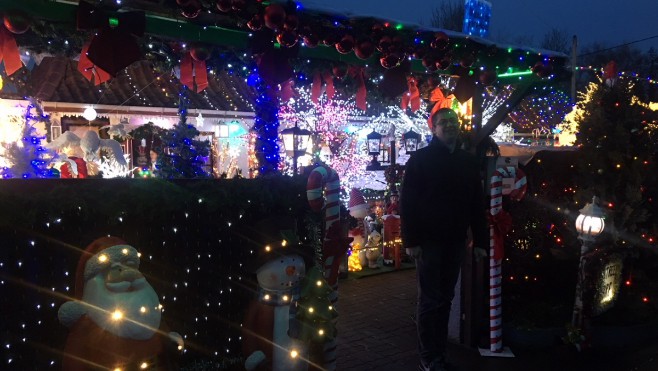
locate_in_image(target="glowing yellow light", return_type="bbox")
[265,245,271,252]
[140,306,147,313]
[616,164,621,168]
[98,254,108,263]
[316,280,322,287]
[282,295,289,301]
[308,307,314,313]
[281,240,287,247]
[122,248,129,255]
[137,252,142,258]
[177,345,183,351]
[318,329,324,335]
[114,368,122,371]
[140,362,148,369]
[112,310,123,321]
[158,304,163,310]
[263,294,270,301]
[290,349,298,358]
[328,306,333,310]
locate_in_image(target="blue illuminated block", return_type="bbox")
[463,0,492,39]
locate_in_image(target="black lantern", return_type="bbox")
[403,129,421,153]
[366,130,383,170]
[280,124,312,174]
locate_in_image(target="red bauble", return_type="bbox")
[460,53,475,68]
[422,54,437,71]
[372,23,385,34]
[431,31,449,50]
[380,53,402,69]
[412,47,427,60]
[335,35,355,54]
[264,4,286,30]
[354,39,375,60]
[216,0,232,12]
[332,64,348,79]
[377,36,392,53]
[436,57,452,70]
[231,0,246,11]
[190,44,211,62]
[532,61,553,77]
[302,34,320,48]
[3,9,30,35]
[322,33,340,47]
[479,70,497,86]
[276,31,298,48]
[247,14,263,31]
[178,0,202,18]
[284,14,299,31]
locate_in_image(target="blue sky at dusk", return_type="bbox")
[300,0,658,52]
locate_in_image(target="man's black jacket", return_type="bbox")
[400,137,488,250]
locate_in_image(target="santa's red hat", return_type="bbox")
[73,236,139,299]
[348,188,366,209]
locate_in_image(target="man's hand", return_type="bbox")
[474,247,487,262]
[406,246,421,260]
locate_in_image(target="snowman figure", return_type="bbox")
[241,217,312,371]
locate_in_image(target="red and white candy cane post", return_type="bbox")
[488,166,527,353]
[306,164,351,371]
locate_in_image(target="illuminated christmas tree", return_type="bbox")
[155,87,210,178]
[0,99,54,179]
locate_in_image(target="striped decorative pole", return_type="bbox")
[306,164,342,370]
[489,166,527,353]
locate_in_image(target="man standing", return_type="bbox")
[400,108,487,371]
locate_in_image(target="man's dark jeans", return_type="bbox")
[415,241,466,365]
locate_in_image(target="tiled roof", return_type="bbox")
[19,56,255,112]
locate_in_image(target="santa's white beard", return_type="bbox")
[82,275,162,340]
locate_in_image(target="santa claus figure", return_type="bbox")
[241,217,312,371]
[58,236,183,370]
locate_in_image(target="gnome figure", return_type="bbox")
[241,217,312,371]
[348,188,370,250]
[58,236,183,371]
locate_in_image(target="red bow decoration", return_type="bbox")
[78,42,111,85]
[603,60,617,80]
[427,86,454,129]
[488,210,513,260]
[180,54,208,93]
[401,76,421,112]
[77,1,145,76]
[0,26,22,76]
[348,66,367,111]
[311,70,335,104]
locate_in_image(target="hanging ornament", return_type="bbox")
[354,38,375,60]
[335,34,355,54]
[377,35,392,53]
[177,0,202,18]
[422,54,438,72]
[322,33,340,47]
[302,33,320,48]
[431,31,449,50]
[479,70,497,86]
[276,30,298,48]
[532,61,553,78]
[284,14,299,31]
[412,46,427,60]
[380,53,402,69]
[216,0,232,12]
[190,43,211,62]
[231,0,246,11]
[437,56,452,70]
[3,9,31,34]
[264,4,286,30]
[460,53,476,68]
[247,14,263,31]
[332,64,348,79]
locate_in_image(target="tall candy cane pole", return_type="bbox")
[307,164,348,371]
[488,166,526,353]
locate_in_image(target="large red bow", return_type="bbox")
[0,27,22,76]
[311,71,335,104]
[180,54,208,93]
[78,42,111,85]
[77,1,145,76]
[348,66,367,111]
[488,210,513,260]
[401,76,420,112]
[427,86,455,129]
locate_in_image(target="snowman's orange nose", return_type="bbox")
[286,266,296,276]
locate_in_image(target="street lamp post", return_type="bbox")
[366,130,383,171]
[571,196,606,338]
[280,124,312,174]
[402,129,421,153]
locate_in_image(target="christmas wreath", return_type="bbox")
[384,164,404,184]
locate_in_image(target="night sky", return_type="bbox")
[300,0,658,52]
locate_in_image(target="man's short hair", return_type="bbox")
[431,108,457,128]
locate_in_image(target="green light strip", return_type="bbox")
[498,70,533,78]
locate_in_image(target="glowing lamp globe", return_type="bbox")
[403,129,421,153]
[575,197,605,241]
[83,107,97,121]
[280,125,312,158]
[366,130,383,156]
